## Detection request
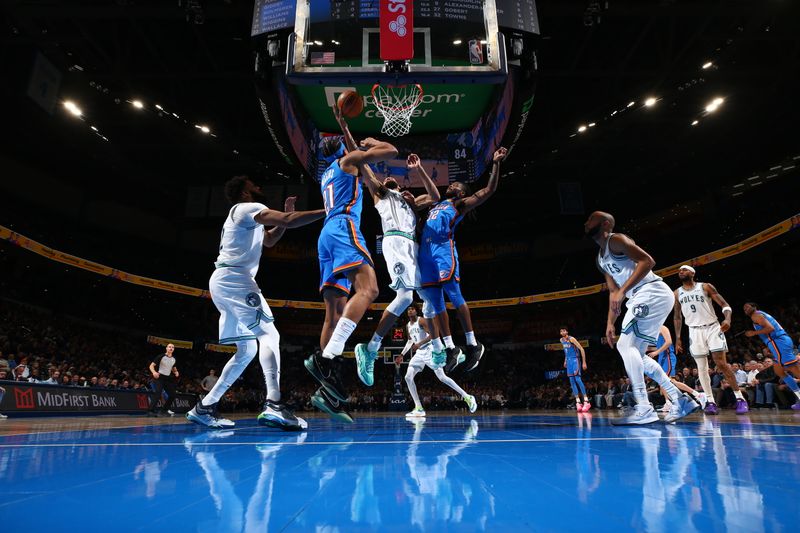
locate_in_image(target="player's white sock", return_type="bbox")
[465,331,477,346]
[258,324,281,402]
[642,355,680,403]
[203,340,257,406]
[733,390,744,400]
[431,337,444,352]
[794,390,800,401]
[616,334,649,405]
[367,333,383,353]
[434,368,469,397]
[405,367,422,408]
[694,356,714,401]
[443,335,455,349]
[323,317,357,359]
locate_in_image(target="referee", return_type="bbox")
[148,343,179,416]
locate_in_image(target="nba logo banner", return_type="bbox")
[380,0,414,61]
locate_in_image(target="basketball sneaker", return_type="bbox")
[354,343,378,387]
[659,400,673,413]
[464,394,477,414]
[581,401,592,412]
[704,402,719,415]
[304,351,347,402]
[791,402,800,411]
[405,407,426,418]
[444,347,466,373]
[611,404,659,425]
[735,398,749,414]
[664,395,699,423]
[258,400,308,431]
[431,349,447,368]
[311,387,353,424]
[464,342,485,372]
[186,401,235,429]
[695,392,708,410]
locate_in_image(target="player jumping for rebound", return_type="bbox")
[585,211,697,425]
[560,327,591,412]
[673,265,748,414]
[304,105,398,422]
[417,147,508,373]
[743,302,800,410]
[404,304,477,418]
[355,153,445,374]
[187,177,325,429]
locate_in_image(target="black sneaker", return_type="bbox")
[304,351,347,402]
[444,347,466,374]
[464,342,485,372]
[258,400,308,431]
[311,387,353,423]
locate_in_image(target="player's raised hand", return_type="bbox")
[360,137,381,148]
[407,153,421,169]
[284,195,297,213]
[493,147,508,163]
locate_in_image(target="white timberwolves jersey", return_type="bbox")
[376,190,417,234]
[597,233,661,299]
[677,282,718,327]
[407,319,431,353]
[214,202,266,278]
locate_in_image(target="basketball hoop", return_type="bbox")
[371,83,424,137]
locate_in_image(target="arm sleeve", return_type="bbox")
[231,202,268,226]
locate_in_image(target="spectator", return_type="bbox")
[200,370,219,393]
[0,351,9,372]
[732,363,748,388]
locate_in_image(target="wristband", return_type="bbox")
[721,306,732,314]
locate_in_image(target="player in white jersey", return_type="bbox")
[673,265,749,414]
[355,154,446,373]
[585,211,698,425]
[403,304,477,418]
[187,176,325,430]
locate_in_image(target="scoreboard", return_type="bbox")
[253,0,539,36]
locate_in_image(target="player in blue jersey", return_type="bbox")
[304,105,398,422]
[646,325,707,413]
[743,303,800,410]
[417,147,507,373]
[560,327,591,412]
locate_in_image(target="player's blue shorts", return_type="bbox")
[419,239,460,286]
[765,335,799,367]
[566,357,581,377]
[318,215,373,296]
[658,352,677,377]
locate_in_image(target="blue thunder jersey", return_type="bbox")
[656,333,675,357]
[562,338,580,361]
[753,311,789,344]
[422,200,464,242]
[320,159,362,225]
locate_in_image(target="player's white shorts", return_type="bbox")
[409,348,435,371]
[209,268,274,344]
[383,234,421,290]
[689,323,728,356]
[621,280,673,346]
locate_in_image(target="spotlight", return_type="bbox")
[705,97,724,113]
[702,61,713,69]
[644,97,657,107]
[155,104,163,110]
[577,125,587,133]
[627,101,635,108]
[453,40,462,45]
[195,124,211,134]
[63,101,82,117]
[588,122,596,127]
[132,100,144,109]
[691,120,699,126]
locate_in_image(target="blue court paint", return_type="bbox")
[2,413,800,531]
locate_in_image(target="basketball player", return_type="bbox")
[418,147,508,373]
[560,327,591,412]
[403,304,477,418]
[585,211,697,424]
[187,177,325,429]
[303,105,398,421]
[646,325,707,413]
[743,303,800,410]
[673,265,748,414]
[355,152,444,373]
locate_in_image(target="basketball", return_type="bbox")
[337,90,363,118]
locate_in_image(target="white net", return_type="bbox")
[371,83,424,137]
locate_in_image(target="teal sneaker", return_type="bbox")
[464,394,477,414]
[355,343,378,386]
[432,349,446,368]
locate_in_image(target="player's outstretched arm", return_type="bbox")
[360,162,389,202]
[332,103,359,153]
[407,154,441,208]
[263,196,296,247]
[704,283,733,332]
[456,147,507,215]
[254,204,325,229]
[342,137,399,169]
[331,102,388,201]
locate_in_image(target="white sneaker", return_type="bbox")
[167,410,175,416]
[405,407,426,418]
[660,400,673,413]
[186,402,235,428]
[0,413,7,419]
[664,396,699,423]
[695,392,708,410]
[464,394,477,414]
[611,404,659,425]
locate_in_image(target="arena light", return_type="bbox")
[702,61,713,69]
[577,125,587,133]
[453,40,462,45]
[195,124,211,134]
[691,120,699,126]
[588,122,596,127]
[90,126,98,131]
[63,101,82,117]
[644,97,657,107]
[131,100,144,109]
[705,97,724,113]
[155,104,163,111]
[627,101,635,108]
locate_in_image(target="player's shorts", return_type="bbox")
[566,357,581,377]
[209,268,274,344]
[409,348,435,371]
[658,352,677,377]
[318,215,373,296]
[764,334,799,367]
[621,280,673,346]
[688,323,728,357]
[419,238,460,287]
[383,232,421,290]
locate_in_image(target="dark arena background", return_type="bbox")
[2,1,800,531]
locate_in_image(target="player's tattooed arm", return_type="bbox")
[673,291,685,354]
[455,147,507,214]
[263,196,295,247]
[705,283,732,332]
[254,203,325,230]
[602,270,621,347]
[407,154,441,208]
[606,233,655,316]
